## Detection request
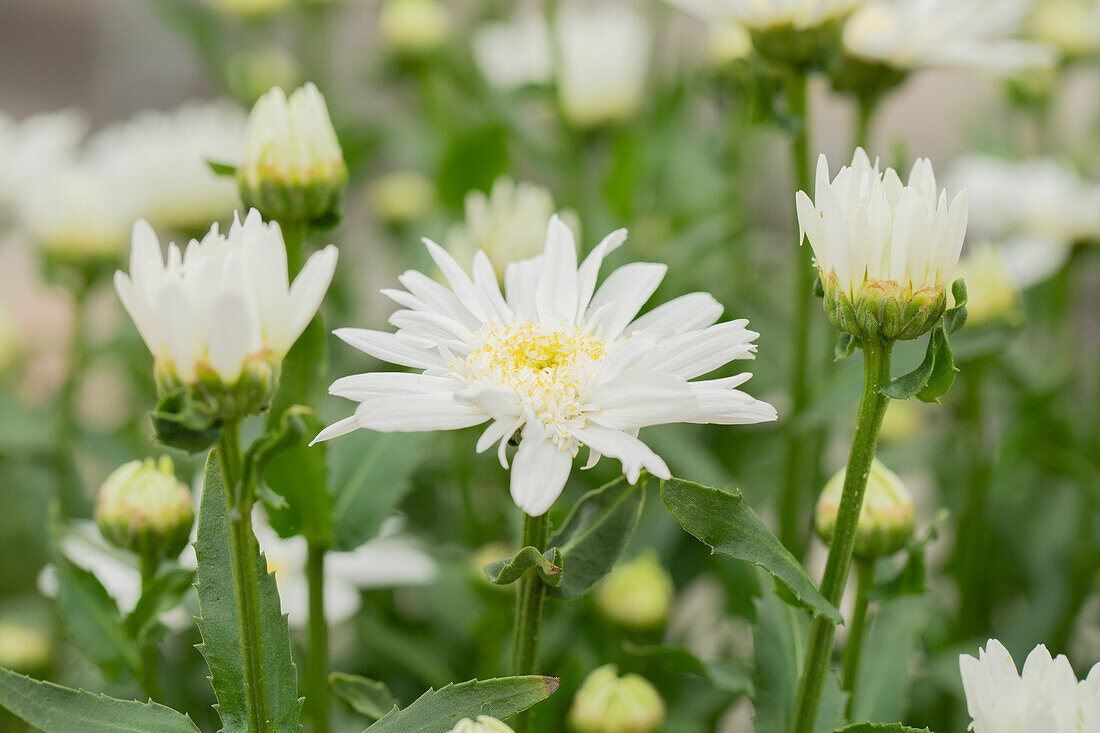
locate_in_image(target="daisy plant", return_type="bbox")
[789,149,968,733]
[317,215,777,730]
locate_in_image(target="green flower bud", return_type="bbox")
[569,665,665,733]
[815,458,915,560]
[595,552,674,631]
[95,457,194,561]
[822,271,947,342]
[447,716,515,733]
[238,83,347,225]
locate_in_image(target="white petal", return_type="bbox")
[626,292,723,336]
[509,428,573,516]
[576,227,628,315]
[334,328,443,369]
[585,262,667,339]
[571,424,670,483]
[353,394,487,432]
[285,244,338,352]
[535,215,579,323]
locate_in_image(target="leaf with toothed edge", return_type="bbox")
[362,676,561,732]
[834,724,934,733]
[194,450,301,733]
[0,666,200,733]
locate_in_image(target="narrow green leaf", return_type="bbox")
[264,441,332,546]
[207,160,237,177]
[0,666,200,733]
[547,476,645,600]
[849,598,927,723]
[661,478,841,622]
[194,451,301,733]
[834,724,934,733]
[268,316,328,428]
[484,547,563,587]
[329,673,397,721]
[123,566,195,641]
[50,517,140,680]
[881,330,939,400]
[752,585,846,733]
[364,676,560,733]
[835,333,857,361]
[943,278,967,335]
[331,431,426,551]
[914,330,957,403]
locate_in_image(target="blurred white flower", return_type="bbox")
[84,101,245,233]
[379,0,452,53]
[445,178,571,274]
[960,639,1100,733]
[471,8,554,92]
[1029,0,1100,57]
[227,46,302,106]
[248,512,438,628]
[797,148,968,303]
[0,110,86,220]
[667,0,860,31]
[707,21,755,65]
[948,155,1100,287]
[114,209,338,386]
[843,0,1058,73]
[951,242,1021,325]
[317,216,776,516]
[555,2,652,128]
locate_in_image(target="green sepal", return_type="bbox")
[362,676,560,732]
[484,546,564,587]
[207,160,237,177]
[943,278,968,335]
[661,478,841,622]
[547,475,645,600]
[150,388,221,453]
[0,666,200,733]
[329,673,398,721]
[813,276,825,297]
[835,333,857,361]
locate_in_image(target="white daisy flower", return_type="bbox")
[471,7,554,92]
[843,0,1058,74]
[114,208,338,388]
[316,216,776,516]
[0,110,86,220]
[667,0,860,31]
[960,639,1100,733]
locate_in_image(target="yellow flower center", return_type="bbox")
[457,320,607,446]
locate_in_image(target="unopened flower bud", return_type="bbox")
[95,457,194,561]
[815,458,915,560]
[447,716,515,733]
[380,0,452,54]
[595,552,674,631]
[239,83,347,224]
[569,665,665,733]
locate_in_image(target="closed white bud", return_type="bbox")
[596,552,674,630]
[95,456,194,560]
[569,665,665,733]
[239,84,347,223]
[815,458,915,560]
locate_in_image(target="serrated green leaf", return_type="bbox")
[329,673,397,721]
[331,431,426,551]
[363,676,560,733]
[123,566,195,642]
[484,546,563,587]
[50,515,140,680]
[194,451,301,733]
[661,478,841,622]
[834,724,934,733]
[0,666,200,733]
[546,476,644,600]
[752,584,846,733]
[207,160,237,177]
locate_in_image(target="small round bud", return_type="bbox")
[1029,0,1100,58]
[95,457,194,561]
[595,552,674,631]
[380,0,452,54]
[239,83,347,224]
[815,458,915,560]
[569,665,665,733]
[822,271,947,342]
[366,170,435,224]
[447,716,515,733]
[707,22,754,66]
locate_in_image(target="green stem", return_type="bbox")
[510,512,549,733]
[790,338,893,733]
[138,552,163,703]
[218,419,272,733]
[282,221,304,278]
[56,280,92,516]
[840,559,874,718]
[778,71,819,555]
[952,359,992,636]
[854,95,874,152]
[306,541,330,733]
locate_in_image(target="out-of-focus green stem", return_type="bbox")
[306,541,330,733]
[952,359,992,636]
[854,96,874,152]
[56,279,92,516]
[138,552,163,703]
[510,511,549,733]
[778,71,820,556]
[790,338,893,733]
[841,559,874,717]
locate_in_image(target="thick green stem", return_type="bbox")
[138,553,163,703]
[306,541,330,733]
[219,419,272,733]
[841,560,874,718]
[778,71,820,555]
[510,512,550,733]
[790,338,893,733]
